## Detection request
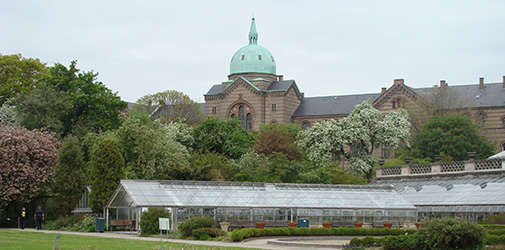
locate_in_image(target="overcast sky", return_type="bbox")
[2,1,504,103]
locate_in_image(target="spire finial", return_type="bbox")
[248,17,258,44]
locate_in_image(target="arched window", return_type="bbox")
[476,112,486,127]
[302,122,310,130]
[502,117,505,128]
[392,98,402,109]
[381,144,389,158]
[228,103,254,131]
[392,101,396,109]
[502,142,505,152]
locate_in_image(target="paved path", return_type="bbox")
[6,228,348,249]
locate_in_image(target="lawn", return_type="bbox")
[0,230,258,250]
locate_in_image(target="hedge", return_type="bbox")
[230,227,416,242]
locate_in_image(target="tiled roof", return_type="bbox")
[292,93,380,117]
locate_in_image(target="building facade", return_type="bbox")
[205,18,505,152]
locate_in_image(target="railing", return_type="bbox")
[376,157,505,179]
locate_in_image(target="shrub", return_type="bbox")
[382,235,418,250]
[349,237,362,246]
[488,214,505,225]
[139,207,171,236]
[415,218,487,250]
[191,228,226,240]
[178,216,216,238]
[361,235,381,246]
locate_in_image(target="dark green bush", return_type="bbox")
[382,235,418,250]
[139,207,171,236]
[178,216,216,238]
[487,214,505,224]
[349,237,362,246]
[415,218,487,250]
[362,235,381,246]
[191,228,226,240]
[488,235,505,245]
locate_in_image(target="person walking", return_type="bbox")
[34,206,44,230]
[18,208,26,230]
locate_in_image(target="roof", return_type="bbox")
[266,80,295,91]
[292,93,380,117]
[414,82,505,108]
[107,180,415,210]
[371,173,505,212]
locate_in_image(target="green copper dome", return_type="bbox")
[230,18,276,75]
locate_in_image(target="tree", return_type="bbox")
[114,111,190,180]
[252,123,303,160]
[53,136,86,215]
[45,61,127,137]
[0,103,20,125]
[412,114,494,161]
[192,117,254,159]
[0,54,49,105]
[134,90,204,126]
[89,137,124,213]
[0,123,60,209]
[10,82,70,136]
[297,100,410,182]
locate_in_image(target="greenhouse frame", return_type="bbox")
[105,180,417,231]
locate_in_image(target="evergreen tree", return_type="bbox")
[53,136,86,215]
[89,138,124,214]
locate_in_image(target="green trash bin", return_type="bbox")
[297,218,309,228]
[95,218,105,233]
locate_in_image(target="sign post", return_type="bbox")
[159,218,170,241]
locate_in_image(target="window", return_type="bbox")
[272,104,276,111]
[258,55,262,60]
[228,103,254,131]
[241,55,245,60]
[502,143,505,152]
[392,101,396,109]
[392,98,402,109]
[476,112,486,127]
[212,107,217,114]
[502,117,505,128]
[302,122,310,130]
[381,144,389,158]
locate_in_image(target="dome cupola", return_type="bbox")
[229,18,276,76]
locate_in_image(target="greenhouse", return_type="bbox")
[105,180,417,231]
[374,158,505,222]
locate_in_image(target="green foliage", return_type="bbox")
[297,100,410,182]
[46,61,127,137]
[185,152,233,181]
[349,237,362,246]
[115,111,190,180]
[134,90,204,126]
[53,136,86,215]
[89,137,124,213]
[0,103,20,125]
[415,218,487,250]
[487,214,505,225]
[192,117,253,159]
[412,115,494,161]
[191,228,226,240]
[252,123,303,160]
[381,235,418,250]
[0,54,49,105]
[178,216,217,238]
[230,226,411,242]
[139,207,171,236]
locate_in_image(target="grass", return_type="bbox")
[0,229,259,250]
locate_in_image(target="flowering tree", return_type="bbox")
[0,123,60,209]
[297,100,410,182]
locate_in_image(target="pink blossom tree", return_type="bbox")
[0,123,60,209]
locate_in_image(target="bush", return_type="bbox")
[415,218,487,250]
[349,237,362,246]
[488,215,505,225]
[191,228,226,240]
[382,235,418,250]
[139,207,171,236]
[177,216,216,238]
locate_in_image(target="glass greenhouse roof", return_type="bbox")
[107,180,416,210]
[371,174,505,209]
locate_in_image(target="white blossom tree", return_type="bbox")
[297,100,410,182]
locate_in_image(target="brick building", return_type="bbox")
[204,18,505,152]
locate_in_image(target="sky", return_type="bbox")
[2,1,505,103]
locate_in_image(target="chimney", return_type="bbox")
[381,87,387,94]
[394,79,404,85]
[479,77,484,89]
[440,80,446,90]
[278,75,284,81]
